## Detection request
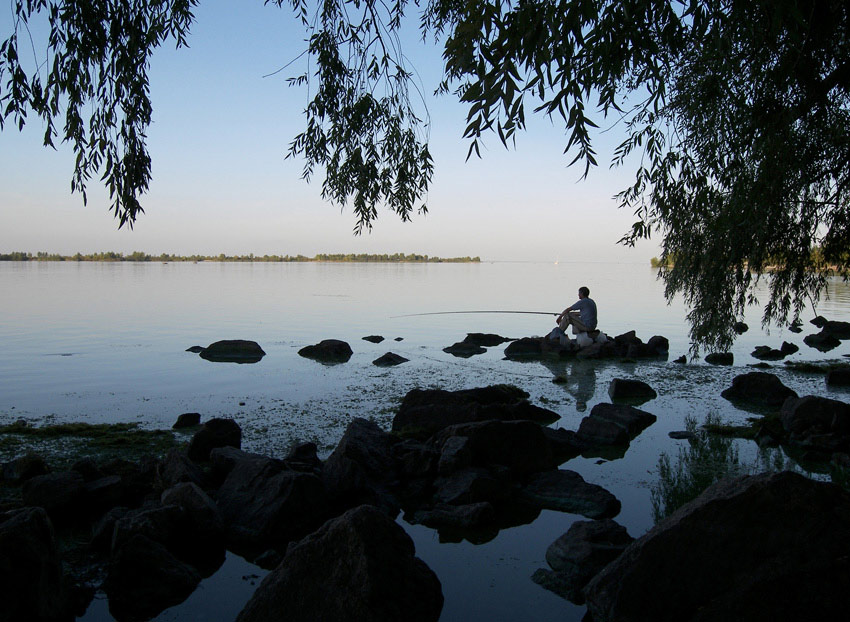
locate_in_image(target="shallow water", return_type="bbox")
[2,261,849,621]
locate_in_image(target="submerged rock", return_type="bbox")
[362,335,385,343]
[519,470,621,519]
[780,395,850,453]
[236,505,443,622]
[298,339,353,363]
[533,519,633,604]
[198,340,265,363]
[584,472,850,622]
[462,333,511,347]
[372,352,409,367]
[442,341,486,358]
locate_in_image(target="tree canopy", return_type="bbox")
[2,0,849,351]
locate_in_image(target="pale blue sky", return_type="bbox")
[0,1,658,262]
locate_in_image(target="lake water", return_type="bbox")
[3,260,850,621]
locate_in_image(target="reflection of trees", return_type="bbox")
[541,361,597,412]
[651,414,743,523]
[650,415,848,523]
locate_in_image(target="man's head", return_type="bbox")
[578,286,590,298]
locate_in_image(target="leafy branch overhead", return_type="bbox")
[2,0,849,351]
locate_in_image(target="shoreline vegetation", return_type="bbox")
[0,251,481,263]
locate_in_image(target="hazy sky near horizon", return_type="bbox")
[0,1,659,262]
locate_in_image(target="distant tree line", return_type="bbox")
[0,251,481,263]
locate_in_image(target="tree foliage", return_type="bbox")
[2,0,849,350]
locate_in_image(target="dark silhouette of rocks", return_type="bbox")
[392,385,558,439]
[583,472,850,622]
[532,518,633,603]
[721,372,798,408]
[804,331,841,352]
[236,505,444,622]
[362,335,385,343]
[297,339,353,363]
[373,352,409,366]
[185,345,205,353]
[733,321,748,334]
[576,404,657,449]
[198,340,266,363]
[187,418,242,462]
[751,341,799,360]
[504,331,668,361]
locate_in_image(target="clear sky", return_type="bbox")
[0,1,659,262]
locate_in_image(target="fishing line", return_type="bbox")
[391,310,559,318]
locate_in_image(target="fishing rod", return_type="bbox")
[391,310,559,318]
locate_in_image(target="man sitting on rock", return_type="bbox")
[552,286,598,343]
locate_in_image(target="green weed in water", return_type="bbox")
[650,414,744,523]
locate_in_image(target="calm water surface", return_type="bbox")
[3,261,850,621]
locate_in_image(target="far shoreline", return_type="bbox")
[0,251,481,263]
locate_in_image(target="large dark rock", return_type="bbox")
[584,472,850,622]
[199,339,266,363]
[173,412,201,428]
[187,418,242,462]
[576,404,657,447]
[518,470,621,519]
[21,471,86,522]
[105,534,201,621]
[392,385,558,438]
[216,453,329,551]
[430,420,556,475]
[0,507,69,622]
[704,352,733,365]
[607,378,657,402]
[237,505,443,622]
[160,482,225,550]
[3,453,50,483]
[503,337,545,359]
[157,447,206,490]
[411,502,495,530]
[298,339,353,363]
[827,369,850,386]
[442,341,486,357]
[780,395,850,453]
[720,372,799,408]
[323,418,402,510]
[532,519,633,603]
[822,320,850,339]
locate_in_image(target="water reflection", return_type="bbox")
[540,360,597,411]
